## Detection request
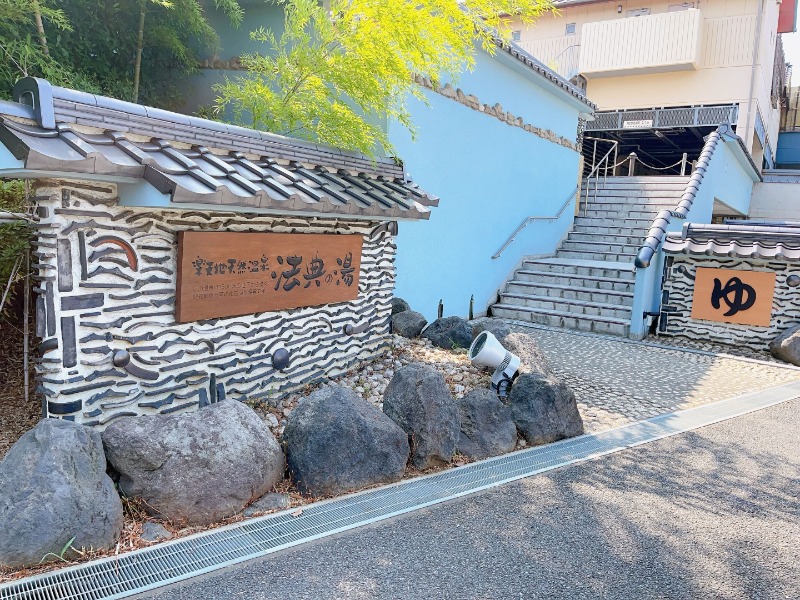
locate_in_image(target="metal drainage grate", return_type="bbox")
[3,380,800,600]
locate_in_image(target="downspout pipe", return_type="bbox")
[743,0,765,149]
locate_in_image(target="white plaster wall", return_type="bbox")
[749,181,800,219]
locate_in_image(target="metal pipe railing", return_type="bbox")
[582,140,619,216]
[491,185,578,259]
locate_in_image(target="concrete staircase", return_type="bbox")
[491,176,689,337]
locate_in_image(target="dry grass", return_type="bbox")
[0,301,39,461]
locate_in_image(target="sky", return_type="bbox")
[785,31,800,81]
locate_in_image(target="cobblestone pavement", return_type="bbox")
[507,322,800,434]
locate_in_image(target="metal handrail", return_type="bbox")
[491,185,578,259]
[582,140,619,216]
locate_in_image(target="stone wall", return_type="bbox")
[32,180,394,427]
[659,254,800,351]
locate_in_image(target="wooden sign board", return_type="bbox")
[176,231,363,322]
[690,267,776,327]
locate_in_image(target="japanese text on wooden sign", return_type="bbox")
[690,267,776,327]
[176,231,363,322]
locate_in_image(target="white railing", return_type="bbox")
[579,9,703,77]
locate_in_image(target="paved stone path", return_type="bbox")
[508,322,800,434]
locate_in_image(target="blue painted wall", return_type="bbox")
[188,4,588,321]
[776,131,800,168]
[674,139,756,227]
[390,52,584,321]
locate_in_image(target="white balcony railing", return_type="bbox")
[579,9,703,78]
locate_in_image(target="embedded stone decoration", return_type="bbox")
[0,419,123,568]
[414,75,579,152]
[383,362,460,469]
[102,400,285,526]
[32,181,396,427]
[456,389,518,460]
[508,373,584,446]
[392,297,411,315]
[472,319,554,376]
[422,316,473,349]
[769,324,800,366]
[392,310,428,338]
[284,385,410,497]
[659,256,800,352]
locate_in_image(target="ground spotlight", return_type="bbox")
[468,331,521,398]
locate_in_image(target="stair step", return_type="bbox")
[499,291,632,314]
[583,208,664,218]
[581,195,683,204]
[560,240,640,254]
[556,249,636,262]
[592,176,689,185]
[524,257,635,270]
[574,219,659,230]
[522,260,636,279]
[490,304,630,336]
[516,269,635,290]
[505,281,634,306]
[568,231,643,245]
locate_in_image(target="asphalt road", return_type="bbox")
[141,399,800,600]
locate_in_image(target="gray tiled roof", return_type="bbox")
[663,222,800,262]
[496,41,595,110]
[16,78,404,179]
[0,86,438,220]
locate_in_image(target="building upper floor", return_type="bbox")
[506,0,796,170]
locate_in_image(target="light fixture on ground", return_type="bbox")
[468,332,520,398]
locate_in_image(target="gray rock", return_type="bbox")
[472,319,554,376]
[103,400,285,526]
[508,373,584,446]
[242,493,291,517]
[392,310,428,338]
[0,419,123,568]
[392,297,411,315]
[422,316,473,349]
[285,385,409,497]
[383,363,460,469]
[770,324,800,365]
[457,389,518,460]
[141,522,173,543]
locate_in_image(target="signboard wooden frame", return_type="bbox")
[176,231,363,322]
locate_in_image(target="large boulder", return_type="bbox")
[472,319,554,376]
[770,324,800,365]
[392,297,411,315]
[422,316,473,349]
[457,389,518,460]
[392,310,428,338]
[103,400,284,526]
[284,385,409,497]
[383,363,460,469]
[0,419,123,568]
[508,373,584,446]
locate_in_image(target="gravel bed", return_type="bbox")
[248,334,494,440]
